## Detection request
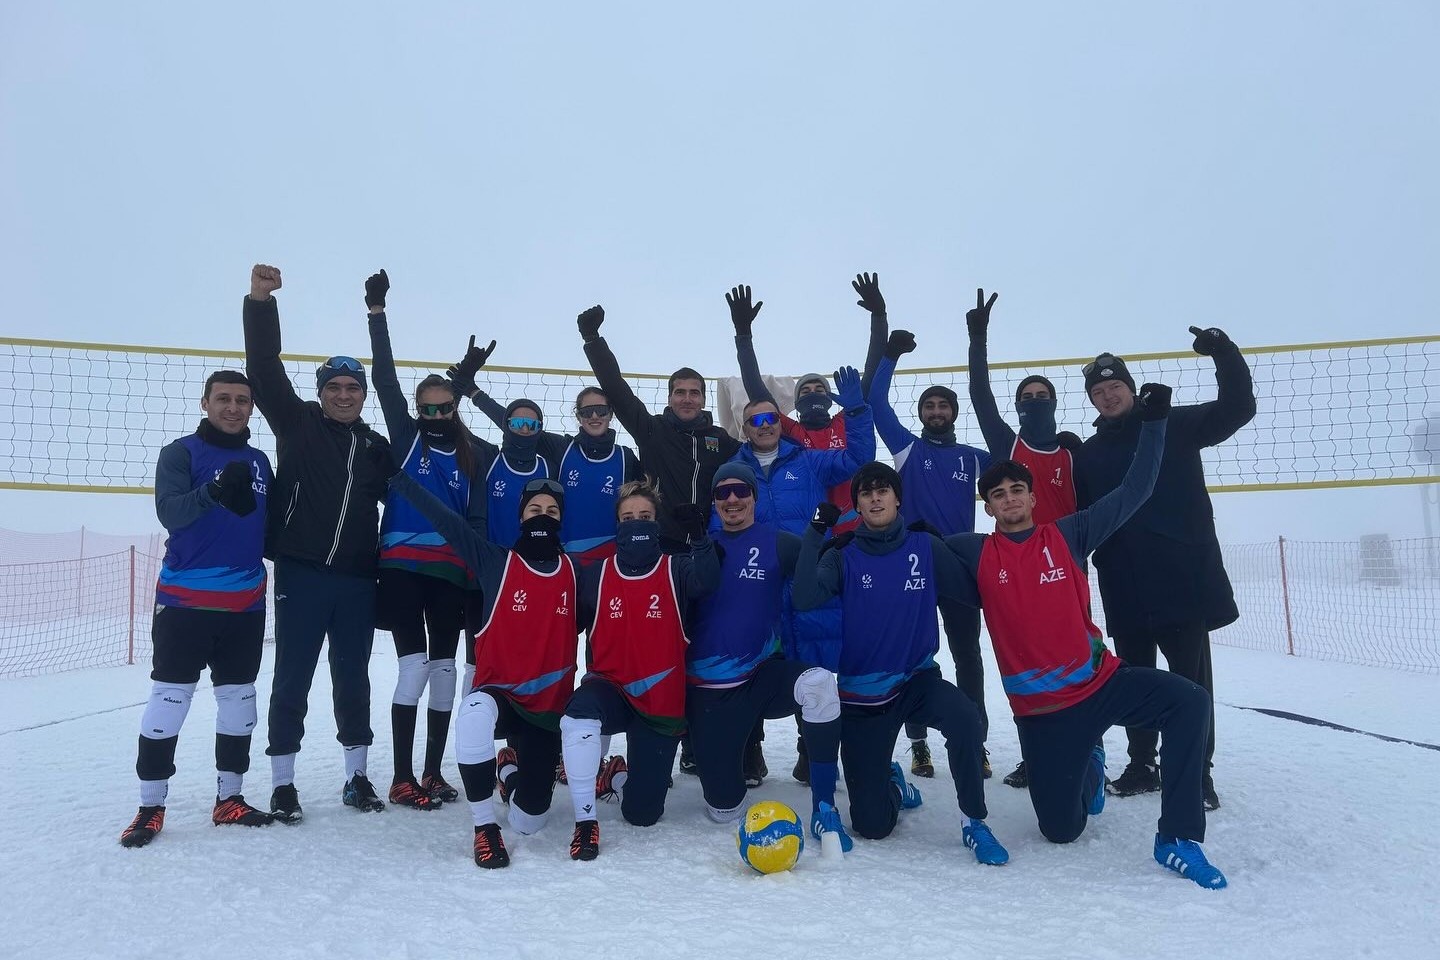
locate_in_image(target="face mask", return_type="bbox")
[614,519,661,569]
[794,391,833,428]
[421,418,458,442]
[1015,398,1058,444]
[513,514,562,562]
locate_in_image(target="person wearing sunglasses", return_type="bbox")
[242,264,393,821]
[940,386,1227,889]
[871,328,995,784]
[686,463,850,852]
[1073,326,1256,812]
[792,463,1009,866]
[120,370,275,847]
[450,338,641,563]
[964,287,1083,790]
[577,305,741,550]
[364,270,497,811]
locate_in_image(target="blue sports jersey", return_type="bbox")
[893,442,990,535]
[156,434,271,613]
[558,440,626,559]
[836,530,939,704]
[485,453,549,549]
[379,435,471,586]
[689,523,784,686]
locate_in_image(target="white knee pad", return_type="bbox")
[427,658,457,712]
[139,681,197,740]
[560,715,602,749]
[794,667,841,724]
[392,652,429,707]
[705,800,745,824]
[455,689,499,765]
[508,803,550,836]
[213,683,258,737]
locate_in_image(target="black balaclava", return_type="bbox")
[793,374,834,429]
[513,514,562,563]
[503,398,542,468]
[615,518,662,571]
[420,418,459,444]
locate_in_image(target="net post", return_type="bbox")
[127,545,136,666]
[1278,536,1296,657]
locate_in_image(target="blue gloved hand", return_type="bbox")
[834,365,863,411]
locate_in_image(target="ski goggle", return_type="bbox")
[713,483,754,502]
[523,478,565,497]
[508,416,542,433]
[1082,353,1125,376]
[577,404,612,419]
[321,356,364,373]
[747,411,780,428]
[418,401,457,416]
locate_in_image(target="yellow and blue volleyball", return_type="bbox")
[736,800,805,874]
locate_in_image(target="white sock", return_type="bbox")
[469,798,496,827]
[139,779,169,807]
[561,716,603,821]
[601,734,613,757]
[344,745,368,780]
[216,771,243,801]
[498,755,518,785]
[271,753,296,788]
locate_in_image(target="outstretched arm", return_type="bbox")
[241,265,305,437]
[1183,326,1257,448]
[364,271,419,450]
[1060,389,1170,557]
[387,469,508,578]
[870,342,920,457]
[578,306,655,446]
[852,273,890,399]
[810,366,877,485]
[965,289,1018,458]
[728,284,778,406]
[792,508,845,609]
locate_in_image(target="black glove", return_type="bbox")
[363,430,403,480]
[671,502,709,541]
[446,334,495,395]
[577,305,605,342]
[208,460,256,517]
[966,288,998,339]
[811,502,842,534]
[1188,325,1235,356]
[725,285,763,336]
[1055,430,1083,452]
[852,272,886,316]
[364,269,389,309]
[884,329,917,361]
[1138,382,1172,421]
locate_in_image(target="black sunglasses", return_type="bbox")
[577,404,612,419]
[713,483,754,501]
[1082,353,1124,376]
[322,356,364,372]
[418,401,457,416]
[523,478,565,497]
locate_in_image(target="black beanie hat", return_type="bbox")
[518,477,565,516]
[1082,355,1136,396]
[315,357,368,394]
[505,398,544,422]
[850,461,903,507]
[917,385,958,420]
[1015,375,1057,404]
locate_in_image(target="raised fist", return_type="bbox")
[209,460,256,516]
[1188,325,1235,357]
[364,269,389,310]
[250,264,282,300]
[1138,382,1173,421]
[811,502,842,534]
[671,502,709,541]
[884,330,917,361]
[578,305,605,343]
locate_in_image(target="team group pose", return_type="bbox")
[116,262,1254,890]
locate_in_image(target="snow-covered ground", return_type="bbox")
[2,643,1438,960]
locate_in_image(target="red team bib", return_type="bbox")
[783,413,859,533]
[586,555,689,734]
[471,553,579,730]
[1009,438,1076,525]
[977,524,1118,717]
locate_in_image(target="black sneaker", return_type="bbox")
[1202,775,1221,811]
[1003,760,1029,789]
[421,773,460,804]
[213,795,275,827]
[792,736,810,785]
[1106,761,1160,797]
[343,774,386,812]
[473,823,510,868]
[743,741,768,788]
[910,740,935,778]
[570,819,600,861]
[678,738,699,776]
[119,805,166,847]
[270,784,303,824]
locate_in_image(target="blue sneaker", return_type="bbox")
[962,820,1010,865]
[810,801,854,853]
[1154,834,1228,889]
[1087,745,1106,816]
[889,761,923,810]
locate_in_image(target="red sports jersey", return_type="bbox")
[977,523,1118,717]
[586,555,689,735]
[1009,438,1076,525]
[471,553,579,730]
[782,412,859,534]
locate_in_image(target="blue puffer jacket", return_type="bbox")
[710,406,874,537]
